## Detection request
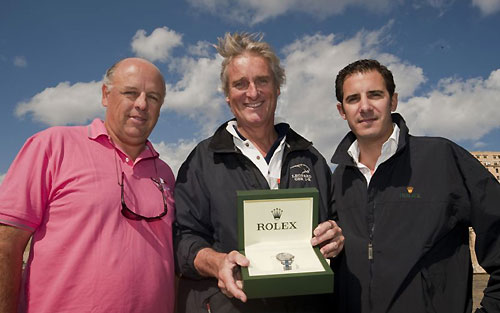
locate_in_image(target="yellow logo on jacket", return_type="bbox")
[400,186,421,199]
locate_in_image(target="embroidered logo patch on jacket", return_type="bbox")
[290,164,312,182]
[400,186,421,199]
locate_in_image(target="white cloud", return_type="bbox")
[278,26,426,159]
[188,41,213,57]
[15,81,104,126]
[472,0,500,15]
[473,141,487,149]
[163,54,231,137]
[424,0,456,8]
[131,27,183,62]
[13,56,27,67]
[398,69,500,141]
[15,24,499,170]
[153,140,198,177]
[412,0,456,14]
[279,28,498,158]
[187,0,393,25]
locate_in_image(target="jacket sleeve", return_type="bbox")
[453,146,500,312]
[312,149,334,224]
[173,145,214,279]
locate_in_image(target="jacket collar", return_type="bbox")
[208,119,312,153]
[331,113,410,166]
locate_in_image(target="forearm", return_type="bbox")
[0,225,31,313]
[0,252,24,312]
[193,247,226,278]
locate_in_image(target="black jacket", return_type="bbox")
[330,113,500,313]
[174,121,333,313]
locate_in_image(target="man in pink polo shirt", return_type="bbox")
[0,58,176,313]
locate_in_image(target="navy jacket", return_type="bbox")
[174,121,333,313]
[331,113,500,313]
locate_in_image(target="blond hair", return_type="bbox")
[215,32,285,96]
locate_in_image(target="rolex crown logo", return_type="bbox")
[271,208,283,220]
[407,186,414,194]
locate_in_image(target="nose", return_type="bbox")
[359,95,372,113]
[246,82,258,99]
[135,92,147,111]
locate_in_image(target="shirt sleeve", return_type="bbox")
[0,133,54,231]
[173,145,215,279]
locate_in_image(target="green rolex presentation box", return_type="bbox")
[237,187,334,299]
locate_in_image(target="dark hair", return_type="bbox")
[335,59,395,103]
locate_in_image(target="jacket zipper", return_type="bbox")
[368,197,376,311]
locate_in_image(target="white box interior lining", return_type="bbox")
[246,240,324,276]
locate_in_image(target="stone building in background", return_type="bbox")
[472,151,500,182]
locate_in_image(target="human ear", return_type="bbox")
[101,85,110,107]
[390,93,398,112]
[337,103,346,120]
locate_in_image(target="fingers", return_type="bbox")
[311,220,339,245]
[227,250,250,267]
[217,251,249,302]
[320,236,345,258]
[311,220,345,258]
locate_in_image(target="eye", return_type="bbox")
[122,91,138,98]
[344,95,360,104]
[367,91,384,99]
[233,80,248,90]
[256,77,270,86]
[147,94,160,103]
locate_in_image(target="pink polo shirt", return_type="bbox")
[0,119,175,313]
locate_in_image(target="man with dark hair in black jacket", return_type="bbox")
[331,59,500,313]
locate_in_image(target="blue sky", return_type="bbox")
[1,0,500,182]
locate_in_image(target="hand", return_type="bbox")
[215,250,250,302]
[310,220,344,258]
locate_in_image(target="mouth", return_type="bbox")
[244,101,263,109]
[359,117,377,124]
[129,115,147,123]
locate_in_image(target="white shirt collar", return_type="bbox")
[226,119,287,190]
[347,123,400,185]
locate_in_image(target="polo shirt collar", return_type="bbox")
[87,118,159,159]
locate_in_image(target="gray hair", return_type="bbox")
[102,60,122,91]
[102,58,166,97]
[215,32,285,96]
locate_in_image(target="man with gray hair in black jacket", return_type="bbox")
[174,32,345,313]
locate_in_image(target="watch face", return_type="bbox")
[276,252,295,270]
[276,252,294,262]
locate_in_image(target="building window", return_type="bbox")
[497,168,499,173]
